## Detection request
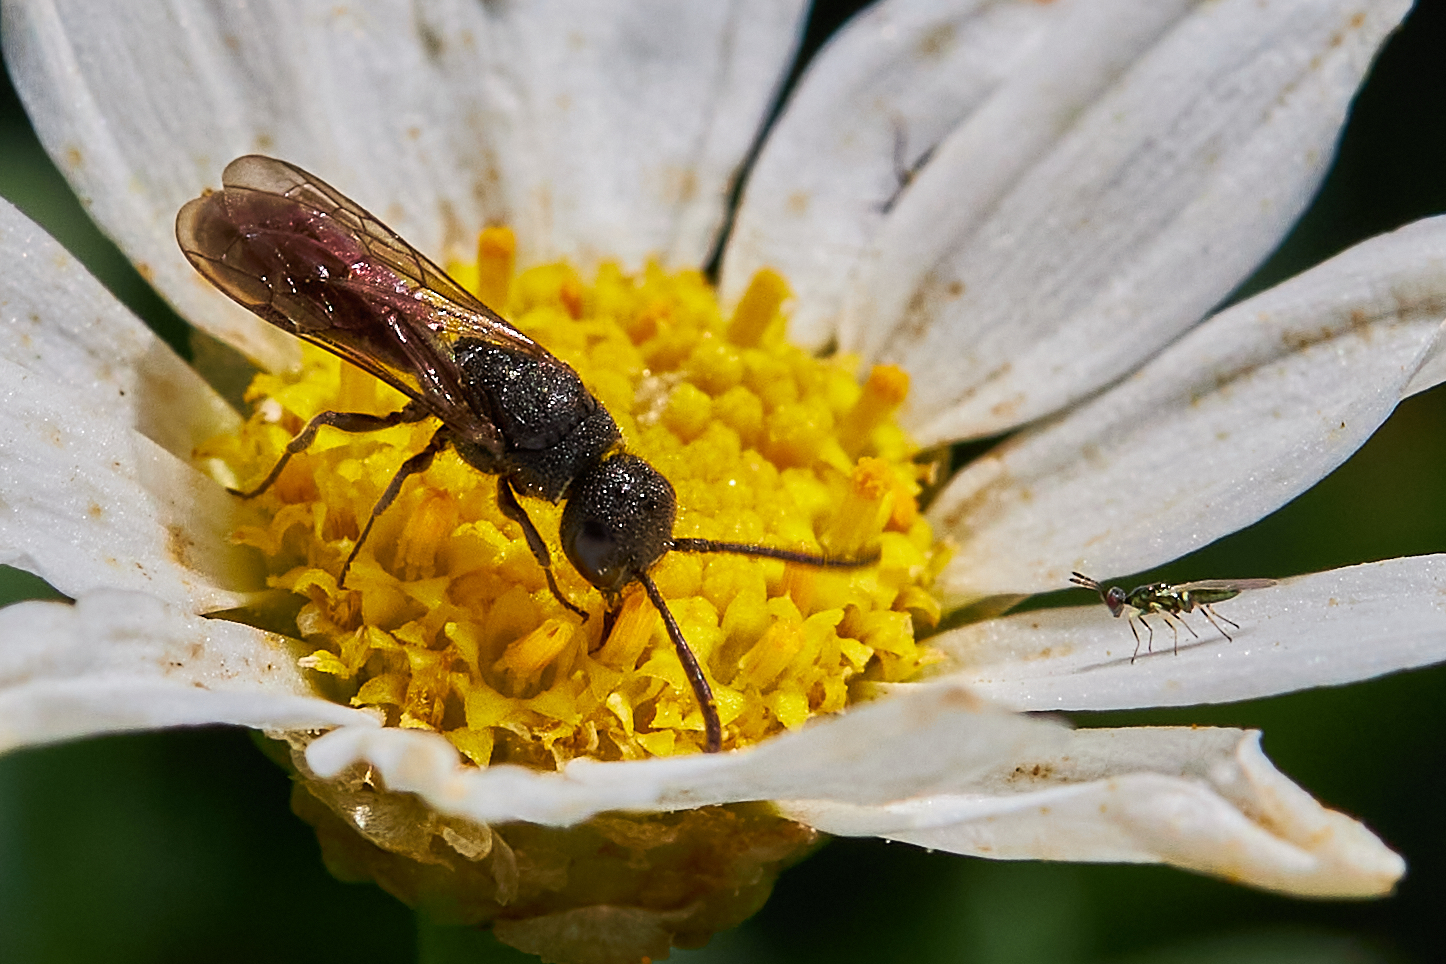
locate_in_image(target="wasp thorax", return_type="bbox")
[561,454,677,594]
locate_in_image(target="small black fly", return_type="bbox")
[1069,572,1276,662]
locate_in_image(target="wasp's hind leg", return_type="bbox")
[232,401,431,499]
[497,478,589,621]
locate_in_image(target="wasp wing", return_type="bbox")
[177,155,555,452]
[218,156,546,352]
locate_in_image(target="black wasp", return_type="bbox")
[1069,572,1277,662]
[177,155,878,753]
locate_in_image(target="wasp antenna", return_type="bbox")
[670,538,880,569]
[636,571,721,753]
[1069,571,1103,592]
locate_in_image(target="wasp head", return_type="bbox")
[561,454,677,595]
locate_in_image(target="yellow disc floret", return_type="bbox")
[202,231,945,767]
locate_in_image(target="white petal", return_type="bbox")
[0,196,238,459]
[740,0,1407,443]
[932,215,1446,601]
[4,0,805,368]
[721,0,1073,348]
[0,589,370,751]
[306,680,1068,826]
[475,0,810,270]
[780,727,1402,898]
[933,555,1446,712]
[0,353,255,609]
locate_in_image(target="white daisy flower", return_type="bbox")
[2,1,1441,961]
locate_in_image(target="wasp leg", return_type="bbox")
[637,571,721,753]
[593,599,622,655]
[338,427,449,587]
[232,401,430,499]
[1198,605,1237,642]
[497,478,589,621]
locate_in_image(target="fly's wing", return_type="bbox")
[176,155,557,451]
[1175,579,1279,593]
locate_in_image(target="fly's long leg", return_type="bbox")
[1155,608,1198,656]
[338,428,449,586]
[637,571,721,753]
[1197,605,1239,641]
[1128,615,1148,663]
[497,478,589,621]
[232,401,431,499]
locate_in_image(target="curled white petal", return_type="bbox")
[0,185,251,610]
[933,555,1446,713]
[933,215,1446,600]
[0,590,371,751]
[0,195,238,459]
[0,349,259,607]
[306,681,1067,826]
[831,0,1405,443]
[780,728,1403,898]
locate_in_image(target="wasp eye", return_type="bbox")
[1105,587,1128,617]
[561,455,677,593]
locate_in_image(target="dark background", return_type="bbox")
[3,3,1445,962]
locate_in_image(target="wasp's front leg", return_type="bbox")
[496,478,589,621]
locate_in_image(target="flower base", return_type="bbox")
[276,736,819,962]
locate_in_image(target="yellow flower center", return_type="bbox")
[202,228,945,766]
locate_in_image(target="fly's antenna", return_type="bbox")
[671,538,881,569]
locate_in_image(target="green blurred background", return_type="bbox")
[3,3,1445,962]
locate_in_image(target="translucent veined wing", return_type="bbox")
[1173,578,1280,593]
[176,155,560,450]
